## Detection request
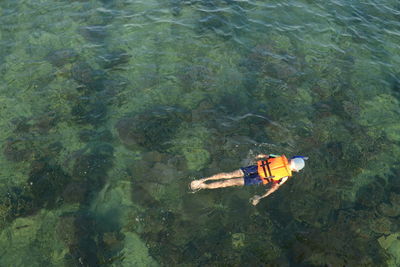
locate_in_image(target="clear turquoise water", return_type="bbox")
[0,0,400,266]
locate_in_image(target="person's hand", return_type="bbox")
[250,195,261,206]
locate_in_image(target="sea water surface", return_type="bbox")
[0,0,400,266]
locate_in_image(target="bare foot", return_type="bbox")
[190,180,204,191]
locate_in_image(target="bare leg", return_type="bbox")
[202,169,244,181]
[201,178,244,189]
[190,169,244,191]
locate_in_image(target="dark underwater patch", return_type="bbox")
[3,137,33,162]
[78,25,108,43]
[28,159,70,209]
[115,106,190,151]
[71,100,108,125]
[100,49,131,70]
[46,49,79,67]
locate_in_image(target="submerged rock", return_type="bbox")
[46,49,78,67]
[61,182,88,204]
[28,160,70,209]
[355,180,385,208]
[231,233,245,249]
[57,214,77,245]
[377,232,400,266]
[378,203,400,217]
[34,111,58,134]
[369,217,395,235]
[388,172,400,193]
[182,148,210,171]
[79,25,108,43]
[102,232,124,253]
[115,106,189,151]
[100,49,131,69]
[3,137,33,162]
[120,232,158,266]
[71,62,108,93]
[72,143,114,192]
[11,116,31,134]
[71,100,108,125]
[69,212,100,266]
[0,186,35,220]
[378,193,400,217]
[79,129,113,143]
[71,62,95,85]
[11,112,59,135]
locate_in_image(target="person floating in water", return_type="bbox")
[190,154,308,205]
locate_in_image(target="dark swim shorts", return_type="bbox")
[241,165,262,186]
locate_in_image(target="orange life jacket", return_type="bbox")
[257,155,292,184]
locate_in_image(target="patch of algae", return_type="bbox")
[90,178,159,266]
[231,232,245,249]
[121,232,159,267]
[1,0,399,266]
[378,233,400,267]
[358,94,400,142]
[104,0,243,123]
[169,125,211,171]
[350,57,387,95]
[105,0,184,87]
[0,210,67,266]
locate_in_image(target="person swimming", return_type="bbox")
[190,154,307,205]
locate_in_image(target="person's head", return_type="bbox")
[289,156,308,172]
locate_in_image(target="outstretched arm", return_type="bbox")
[260,183,280,198]
[250,177,288,205]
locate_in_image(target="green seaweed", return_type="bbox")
[1,0,400,265]
[115,106,189,152]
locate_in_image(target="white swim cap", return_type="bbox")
[290,157,305,172]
